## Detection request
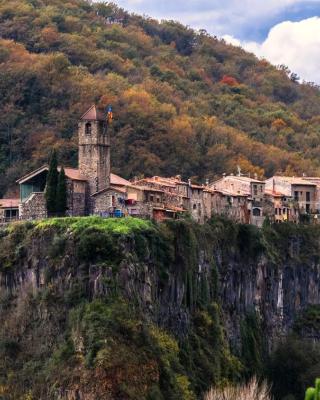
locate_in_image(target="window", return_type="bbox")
[306,191,311,202]
[253,184,258,196]
[252,208,261,216]
[5,209,18,219]
[150,195,154,202]
[156,197,160,203]
[193,204,197,210]
[279,208,282,215]
[85,122,92,135]
[294,191,299,201]
[275,208,278,215]
[306,204,310,213]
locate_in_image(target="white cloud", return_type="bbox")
[114,0,320,35]
[223,17,320,84]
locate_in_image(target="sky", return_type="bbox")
[114,0,320,84]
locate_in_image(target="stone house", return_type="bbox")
[126,184,185,221]
[0,198,20,222]
[210,175,266,226]
[300,177,320,214]
[265,177,317,218]
[264,189,296,223]
[91,186,127,217]
[187,183,205,224]
[17,167,88,219]
[208,189,250,224]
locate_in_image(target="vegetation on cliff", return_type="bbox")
[1,217,320,399]
[1,0,320,197]
[0,217,241,399]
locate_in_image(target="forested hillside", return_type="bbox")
[1,0,320,197]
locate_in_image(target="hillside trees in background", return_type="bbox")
[0,0,320,196]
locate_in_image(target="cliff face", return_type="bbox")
[0,217,320,399]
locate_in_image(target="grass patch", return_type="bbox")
[35,216,154,235]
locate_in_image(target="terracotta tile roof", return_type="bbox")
[230,176,264,184]
[134,177,177,188]
[91,185,127,196]
[17,165,88,184]
[110,173,131,186]
[80,105,106,121]
[214,188,248,197]
[128,184,164,193]
[265,189,287,197]
[190,184,204,190]
[133,176,190,188]
[203,188,216,193]
[63,168,87,181]
[0,198,20,208]
[271,176,316,186]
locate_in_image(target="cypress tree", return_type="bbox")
[45,150,59,215]
[56,167,67,216]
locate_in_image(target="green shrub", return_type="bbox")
[268,338,320,400]
[49,234,67,258]
[77,227,117,262]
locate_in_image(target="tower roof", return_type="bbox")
[80,105,106,121]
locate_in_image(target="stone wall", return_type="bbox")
[20,193,47,220]
[188,188,205,224]
[67,180,87,216]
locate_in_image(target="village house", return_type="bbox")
[128,176,189,221]
[265,177,317,221]
[187,182,206,224]
[300,177,320,214]
[0,199,20,222]
[209,175,266,226]
[207,188,250,224]
[264,189,294,223]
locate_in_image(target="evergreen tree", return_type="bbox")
[56,167,67,216]
[45,150,59,215]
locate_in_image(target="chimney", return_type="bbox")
[222,173,226,177]
[254,173,258,180]
[188,179,191,187]
[205,179,209,186]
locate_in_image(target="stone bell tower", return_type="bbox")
[78,105,110,195]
